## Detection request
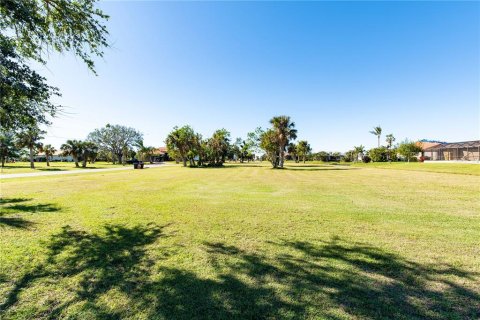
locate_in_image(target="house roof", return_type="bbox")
[424,140,480,150]
[416,141,441,150]
[154,147,168,154]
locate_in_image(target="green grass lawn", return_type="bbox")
[350,161,480,175]
[1,163,479,319]
[0,161,125,175]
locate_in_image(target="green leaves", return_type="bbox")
[0,0,109,72]
[87,124,143,164]
[0,0,109,131]
[0,35,61,130]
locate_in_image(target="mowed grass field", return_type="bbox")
[1,163,479,319]
[351,161,480,176]
[0,161,124,175]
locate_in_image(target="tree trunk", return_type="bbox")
[46,156,50,167]
[279,146,285,168]
[117,154,123,165]
[182,158,187,167]
[303,156,306,163]
[74,155,79,167]
[29,147,34,169]
[82,155,87,168]
[1,156,5,167]
[378,136,380,148]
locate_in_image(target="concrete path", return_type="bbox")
[0,163,169,179]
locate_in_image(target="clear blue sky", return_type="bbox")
[39,1,479,152]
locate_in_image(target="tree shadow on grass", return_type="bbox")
[202,239,479,319]
[36,168,63,172]
[2,203,60,214]
[284,166,359,171]
[190,164,266,169]
[0,223,167,318]
[0,198,60,229]
[2,229,479,319]
[0,216,34,229]
[0,198,32,205]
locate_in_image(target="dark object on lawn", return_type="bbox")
[133,160,144,169]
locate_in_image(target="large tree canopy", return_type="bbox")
[165,126,197,167]
[87,124,143,164]
[0,0,109,131]
[0,0,109,71]
[0,36,61,130]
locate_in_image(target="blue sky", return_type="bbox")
[39,1,479,152]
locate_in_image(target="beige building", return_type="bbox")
[422,140,480,161]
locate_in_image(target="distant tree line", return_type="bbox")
[343,127,423,163]
[1,120,426,170]
[166,116,312,169]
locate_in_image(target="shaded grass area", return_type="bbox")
[1,164,479,319]
[0,161,124,175]
[0,198,60,229]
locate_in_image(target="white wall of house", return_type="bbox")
[35,154,74,162]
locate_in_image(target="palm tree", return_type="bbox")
[61,140,83,167]
[370,126,382,147]
[81,141,98,167]
[297,140,311,163]
[40,144,57,167]
[270,116,297,168]
[385,134,395,149]
[287,143,298,163]
[16,126,45,169]
[354,145,365,162]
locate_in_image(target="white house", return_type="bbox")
[35,151,73,162]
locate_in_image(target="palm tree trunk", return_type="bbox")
[74,155,79,167]
[279,146,284,168]
[46,156,50,167]
[29,147,34,169]
[378,136,380,148]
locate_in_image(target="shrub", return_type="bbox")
[362,155,371,163]
[368,147,388,162]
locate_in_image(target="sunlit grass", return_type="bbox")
[1,164,479,319]
[0,161,124,175]
[351,161,480,175]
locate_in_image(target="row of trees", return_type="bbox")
[345,126,423,163]
[0,127,98,169]
[166,126,232,167]
[0,123,147,169]
[166,116,314,169]
[164,121,426,168]
[287,141,312,163]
